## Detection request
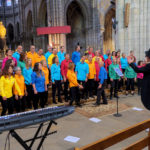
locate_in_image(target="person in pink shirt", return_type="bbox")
[2,49,17,70]
[94,57,100,95]
[137,61,144,95]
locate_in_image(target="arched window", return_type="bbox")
[16,0,18,4]
[0,0,2,7]
[6,0,12,6]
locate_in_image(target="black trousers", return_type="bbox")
[88,79,94,97]
[78,80,88,99]
[94,81,99,96]
[96,80,107,104]
[126,78,135,91]
[110,79,119,97]
[15,96,25,113]
[52,80,61,102]
[33,92,46,110]
[1,97,14,116]
[137,78,142,94]
[26,84,34,108]
[64,80,69,100]
[70,87,80,105]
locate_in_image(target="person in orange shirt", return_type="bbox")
[14,67,27,112]
[26,45,37,67]
[35,49,46,64]
[67,62,83,107]
[41,60,49,106]
[86,55,96,98]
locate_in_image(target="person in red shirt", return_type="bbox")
[88,47,95,58]
[104,54,112,86]
[94,57,100,95]
[61,54,72,102]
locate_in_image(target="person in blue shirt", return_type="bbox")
[72,45,81,65]
[32,62,47,109]
[12,45,23,62]
[95,61,108,106]
[22,58,33,109]
[103,49,111,61]
[57,46,66,64]
[75,55,89,100]
[45,45,52,67]
[120,53,128,73]
[51,57,63,104]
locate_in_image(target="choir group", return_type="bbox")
[0,45,144,116]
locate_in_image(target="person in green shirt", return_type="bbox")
[109,58,121,99]
[125,65,137,95]
[17,52,26,73]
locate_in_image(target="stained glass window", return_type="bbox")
[6,0,12,6]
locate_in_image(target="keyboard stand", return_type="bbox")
[10,120,57,150]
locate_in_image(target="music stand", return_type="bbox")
[10,120,57,150]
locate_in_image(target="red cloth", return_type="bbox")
[37,26,71,35]
[104,58,112,72]
[95,61,100,81]
[61,59,72,78]
[99,55,104,61]
[88,51,95,58]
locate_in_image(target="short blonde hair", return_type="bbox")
[68,62,75,70]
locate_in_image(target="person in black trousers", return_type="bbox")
[95,62,108,106]
[51,57,62,104]
[128,49,150,110]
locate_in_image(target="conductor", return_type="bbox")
[128,49,150,110]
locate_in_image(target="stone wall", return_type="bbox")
[116,0,150,60]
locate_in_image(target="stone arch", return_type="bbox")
[7,23,14,49]
[65,0,88,55]
[27,10,33,45]
[103,7,116,53]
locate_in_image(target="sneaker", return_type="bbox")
[76,103,82,107]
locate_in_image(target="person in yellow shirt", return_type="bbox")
[41,60,49,106]
[92,51,102,63]
[67,62,83,107]
[14,67,27,112]
[86,55,96,98]
[1,65,22,116]
[48,48,58,68]
[35,49,46,64]
[26,45,38,67]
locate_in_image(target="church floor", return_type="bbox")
[0,95,150,150]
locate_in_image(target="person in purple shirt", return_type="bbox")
[72,45,81,65]
[95,61,108,106]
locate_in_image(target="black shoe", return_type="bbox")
[65,98,68,102]
[103,102,108,105]
[53,101,57,104]
[94,102,100,106]
[110,96,112,100]
[58,100,63,103]
[114,95,119,98]
[76,103,82,107]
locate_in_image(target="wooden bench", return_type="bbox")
[75,119,150,150]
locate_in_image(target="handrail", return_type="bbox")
[75,119,150,150]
